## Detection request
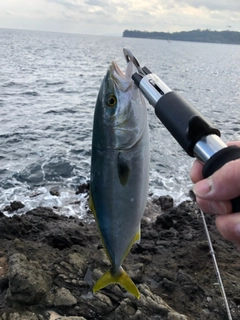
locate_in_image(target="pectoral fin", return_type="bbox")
[117,152,130,186]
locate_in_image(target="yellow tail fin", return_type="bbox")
[93,267,140,299]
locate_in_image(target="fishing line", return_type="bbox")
[200,209,232,320]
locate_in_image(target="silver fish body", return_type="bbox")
[90,60,149,298]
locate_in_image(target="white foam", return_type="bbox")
[149,167,192,205]
[0,185,89,218]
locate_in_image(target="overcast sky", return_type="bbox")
[1,0,240,36]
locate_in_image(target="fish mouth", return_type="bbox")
[111,61,125,77]
[110,61,134,92]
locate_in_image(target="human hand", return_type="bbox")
[190,141,240,247]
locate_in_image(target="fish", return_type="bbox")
[89,59,149,298]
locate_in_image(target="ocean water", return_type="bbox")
[1,28,240,217]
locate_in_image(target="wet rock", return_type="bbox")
[3,201,25,212]
[50,187,60,197]
[11,201,25,211]
[76,183,89,195]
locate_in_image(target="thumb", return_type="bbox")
[193,159,240,202]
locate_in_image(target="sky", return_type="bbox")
[0,0,240,36]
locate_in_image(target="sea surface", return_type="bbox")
[1,28,240,217]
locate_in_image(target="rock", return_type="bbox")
[155,213,174,229]
[128,263,145,283]
[177,270,204,295]
[3,201,25,212]
[93,248,111,268]
[76,183,89,195]
[68,252,88,276]
[168,312,189,320]
[53,288,77,307]
[7,253,51,305]
[0,311,39,320]
[153,195,174,210]
[55,317,86,320]
[162,277,176,292]
[10,201,25,211]
[50,187,60,197]
[0,201,239,319]
[133,284,189,320]
[112,298,137,318]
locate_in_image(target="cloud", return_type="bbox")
[0,0,240,35]
[85,0,110,6]
[5,11,14,16]
[47,0,82,9]
[176,0,240,12]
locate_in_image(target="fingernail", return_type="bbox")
[193,178,212,197]
[209,201,227,214]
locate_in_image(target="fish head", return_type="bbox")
[94,60,147,150]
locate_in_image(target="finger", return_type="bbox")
[196,197,232,215]
[193,159,240,201]
[190,142,240,184]
[227,141,240,148]
[190,160,204,183]
[216,213,240,244]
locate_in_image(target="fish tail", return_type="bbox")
[93,266,140,299]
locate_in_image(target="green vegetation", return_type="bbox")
[123,29,240,45]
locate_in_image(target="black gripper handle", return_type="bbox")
[154,91,220,157]
[202,145,240,213]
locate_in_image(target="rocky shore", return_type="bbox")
[0,189,240,320]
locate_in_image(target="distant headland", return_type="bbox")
[123,29,240,45]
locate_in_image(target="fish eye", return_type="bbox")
[106,94,117,107]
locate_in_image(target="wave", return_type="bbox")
[45,108,77,115]
[56,88,80,94]
[2,81,26,88]
[45,81,66,86]
[22,91,40,96]
[13,158,75,187]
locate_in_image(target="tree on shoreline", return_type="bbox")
[123,29,240,45]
